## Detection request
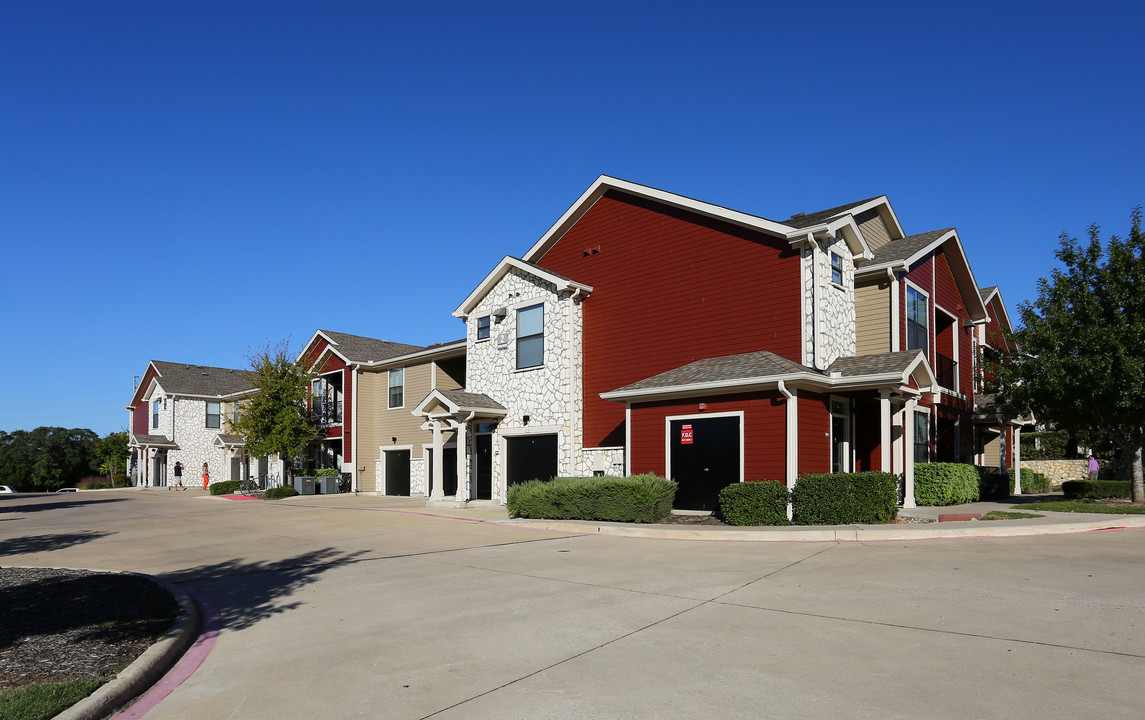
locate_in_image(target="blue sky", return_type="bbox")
[2,1,1142,436]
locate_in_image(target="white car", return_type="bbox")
[55,487,78,493]
[0,485,16,494]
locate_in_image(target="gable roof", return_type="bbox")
[867,229,954,266]
[453,256,593,319]
[600,349,933,402]
[144,361,253,400]
[785,197,882,229]
[412,388,507,417]
[300,329,426,367]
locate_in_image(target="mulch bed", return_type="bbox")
[0,568,178,691]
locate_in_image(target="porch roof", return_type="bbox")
[130,434,179,449]
[412,388,507,417]
[213,434,246,448]
[600,349,934,403]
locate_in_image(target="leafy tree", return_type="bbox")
[94,431,130,487]
[990,208,1145,504]
[0,427,99,491]
[230,341,318,480]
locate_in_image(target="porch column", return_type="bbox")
[455,421,468,502]
[903,397,917,508]
[892,405,904,476]
[785,388,798,522]
[431,420,445,501]
[1013,426,1023,495]
[879,390,892,473]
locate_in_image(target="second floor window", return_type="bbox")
[830,252,843,285]
[516,304,544,369]
[232,403,240,425]
[206,401,221,429]
[906,286,928,352]
[389,368,404,408]
[477,315,491,340]
[153,399,160,428]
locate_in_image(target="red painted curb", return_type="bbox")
[938,513,981,522]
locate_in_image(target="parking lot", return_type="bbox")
[3,490,1144,719]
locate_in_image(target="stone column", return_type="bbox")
[903,397,917,508]
[879,390,892,473]
[431,420,444,501]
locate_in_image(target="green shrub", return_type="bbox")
[791,472,898,525]
[506,474,677,523]
[1020,431,1074,460]
[914,463,980,506]
[717,481,790,525]
[265,485,300,500]
[209,480,243,495]
[1061,480,1132,499]
[1008,467,1051,493]
[316,468,340,477]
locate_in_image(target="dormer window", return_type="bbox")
[516,304,544,369]
[477,315,491,341]
[830,252,843,286]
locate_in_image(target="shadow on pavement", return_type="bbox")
[164,548,367,633]
[0,498,129,515]
[0,531,112,557]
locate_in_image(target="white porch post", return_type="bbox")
[785,387,798,521]
[430,420,444,501]
[903,397,917,508]
[1013,426,1023,495]
[879,390,892,473]
[455,421,468,502]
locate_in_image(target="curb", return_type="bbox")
[53,574,201,720]
[491,514,1145,542]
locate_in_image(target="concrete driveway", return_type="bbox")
[2,490,1143,719]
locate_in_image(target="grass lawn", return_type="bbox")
[1011,499,1145,514]
[0,678,106,720]
[982,511,1044,520]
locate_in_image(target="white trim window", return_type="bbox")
[906,285,928,353]
[206,401,221,429]
[516,304,544,369]
[389,368,404,409]
[152,399,160,429]
[913,410,930,464]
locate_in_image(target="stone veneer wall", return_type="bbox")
[465,267,585,503]
[1022,459,1090,487]
[801,237,856,369]
[580,447,625,476]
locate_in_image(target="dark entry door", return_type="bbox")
[475,435,492,500]
[385,450,411,496]
[427,448,459,497]
[506,435,558,486]
[669,416,740,511]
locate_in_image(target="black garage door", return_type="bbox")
[669,416,740,511]
[506,434,558,486]
[385,449,411,496]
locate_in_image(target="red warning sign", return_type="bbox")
[681,423,693,445]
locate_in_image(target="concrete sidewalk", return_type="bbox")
[267,491,1145,542]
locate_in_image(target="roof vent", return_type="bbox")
[790,212,806,219]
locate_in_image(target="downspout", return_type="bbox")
[351,364,359,492]
[777,380,797,521]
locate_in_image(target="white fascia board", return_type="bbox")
[987,292,1014,333]
[412,388,451,416]
[838,195,906,240]
[902,352,938,393]
[363,340,467,370]
[296,329,332,364]
[453,256,593,319]
[942,230,990,321]
[826,216,872,259]
[522,175,795,263]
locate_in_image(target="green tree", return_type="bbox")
[94,431,130,487]
[230,341,318,480]
[990,208,1145,504]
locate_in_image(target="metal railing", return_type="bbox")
[935,353,958,390]
[313,399,343,426]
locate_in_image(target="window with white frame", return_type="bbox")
[516,304,544,369]
[153,399,160,428]
[906,285,928,352]
[913,411,930,463]
[206,401,221,429]
[389,368,404,408]
[830,252,843,285]
[477,315,491,340]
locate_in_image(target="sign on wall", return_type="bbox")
[681,423,693,445]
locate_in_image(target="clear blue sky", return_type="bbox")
[2,1,1142,436]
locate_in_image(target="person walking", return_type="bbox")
[201,462,210,491]
[173,461,184,491]
[1088,454,1100,481]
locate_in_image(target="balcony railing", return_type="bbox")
[314,399,343,426]
[935,353,958,390]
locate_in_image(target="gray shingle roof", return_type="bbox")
[784,197,884,229]
[512,257,583,286]
[437,389,506,411]
[319,330,426,364]
[131,434,179,448]
[151,361,253,397]
[609,351,807,393]
[869,228,953,265]
[826,350,924,377]
[979,286,998,303]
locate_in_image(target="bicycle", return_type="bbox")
[238,474,259,496]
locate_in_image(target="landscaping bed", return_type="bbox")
[0,568,178,719]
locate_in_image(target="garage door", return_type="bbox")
[384,449,411,496]
[669,416,740,511]
[506,435,558,486]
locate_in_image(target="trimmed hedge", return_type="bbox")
[792,472,898,525]
[506,474,677,523]
[1061,480,1132,499]
[976,466,1009,500]
[265,485,300,500]
[1009,467,1051,494]
[718,481,790,526]
[209,480,242,495]
[914,463,980,506]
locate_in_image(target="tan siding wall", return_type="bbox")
[356,372,379,492]
[371,361,437,458]
[983,434,1001,466]
[434,360,463,391]
[855,209,892,250]
[855,282,891,355]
